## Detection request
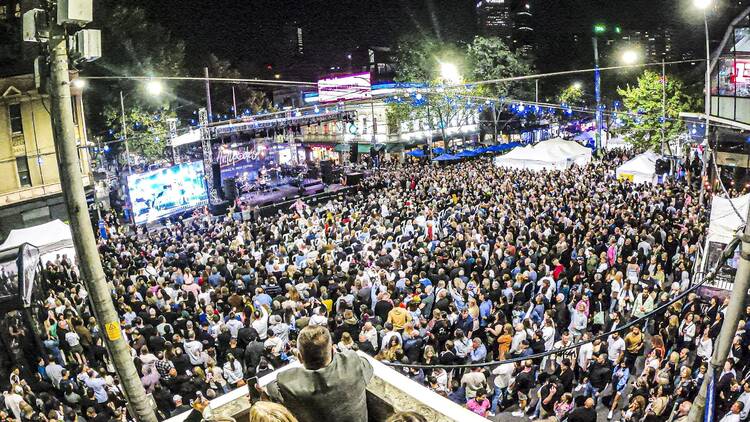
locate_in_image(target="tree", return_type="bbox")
[466,36,533,99]
[103,106,174,164]
[202,54,276,116]
[557,85,584,106]
[388,36,530,146]
[84,3,187,165]
[616,70,697,151]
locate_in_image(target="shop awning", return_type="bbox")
[334,143,375,153]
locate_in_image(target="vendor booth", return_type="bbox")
[615,151,661,184]
[493,138,592,170]
[0,219,75,264]
[699,194,750,294]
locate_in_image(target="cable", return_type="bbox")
[80,75,317,87]
[381,236,741,370]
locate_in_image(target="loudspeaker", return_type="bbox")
[320,160,335,184]
[350,143,359,162]
[222,177,238,202]
[211,163,222,193]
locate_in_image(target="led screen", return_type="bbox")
[127,161,208,224]
[317,72,372,103]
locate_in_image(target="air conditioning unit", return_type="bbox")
[72,29,101,62]
[57,0,92,26]
[22,9,48,42]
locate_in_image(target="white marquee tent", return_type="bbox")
[615,151,661,184]
[0,220,75,261]
[708,194,750,244]
[493,138,592,170]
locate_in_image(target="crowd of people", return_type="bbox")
[2,148,747,422]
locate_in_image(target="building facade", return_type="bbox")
[0,73,91,238]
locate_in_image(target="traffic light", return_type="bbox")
[594,24,607,34]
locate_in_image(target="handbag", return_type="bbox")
[593,311,605,325]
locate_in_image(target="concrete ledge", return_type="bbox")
[165,352,487,422]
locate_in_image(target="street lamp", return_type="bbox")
[71,78,87,89]
[145,79,163,96]
[439,62,461,84]
[572,81,583,90]
[120,81,164,173]
[621,49,639,65]
[695,0,711,206]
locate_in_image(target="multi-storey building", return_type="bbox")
[0,73,92,237]
[476,0,534,55]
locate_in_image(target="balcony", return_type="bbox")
[0,175,90,207]
[165,352,486,422]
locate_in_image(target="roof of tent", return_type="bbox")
[617,151,660,176]
[494,138,592,170]
[0,219,74,254]
[708,193,750,243]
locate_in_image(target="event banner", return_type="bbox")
[127,162,209,224]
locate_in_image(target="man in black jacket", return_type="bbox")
[568,397,597,422]
[244,330,265,386]
[584,353,611,402]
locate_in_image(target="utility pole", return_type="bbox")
[204,66,213,123]
[593,36,603,151]
[699,8,711,206]
[688,217,750,422]
[535,79,539,104]
[661,59,666,156]
[119,91,131,173]
[47,19,158,422]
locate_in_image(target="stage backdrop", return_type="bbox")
[127,161,209,224]
[214,142,304,183]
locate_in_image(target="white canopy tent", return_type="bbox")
[708,194,750,244]
[0,220,75,262]
[615,151,661,184]
[493,138,592,170]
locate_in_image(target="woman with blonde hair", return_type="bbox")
[248,401,298,422]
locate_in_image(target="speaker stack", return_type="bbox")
[320,160,335,184]
[222,177,238,202]
[350,143,359,163]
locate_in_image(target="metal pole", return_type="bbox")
[232,86,238,119]
[688,218,750,421]
[699,10,711,206]
[204,67,213,123]
[535,79,539,103]
[593,37,603,151]
[119,91,131,173]
[48,21,157,422]
[492,102,498,144]
[661,59,666,156]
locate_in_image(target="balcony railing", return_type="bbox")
[165,352,486,422]
[0,175,90,207]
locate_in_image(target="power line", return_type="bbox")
[81,75,318,87]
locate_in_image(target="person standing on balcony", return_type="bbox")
[266,325,373,422]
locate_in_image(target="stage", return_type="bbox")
[236,179,349,208]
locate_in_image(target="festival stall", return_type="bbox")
[615,151,661,184]
[0,219,75,262]
[699,194,750,293]
[493,138,591,170]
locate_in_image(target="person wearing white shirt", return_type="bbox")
[607,332,626,364]
[490,362,515,415]
[718,401,743,422]
[183,332,204,366]
[222,354,244,387]
[738,383,750,420]
[578,333,594,371]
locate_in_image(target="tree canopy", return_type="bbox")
[616,70,697,151]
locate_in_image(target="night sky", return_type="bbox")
[127,0,727,76]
